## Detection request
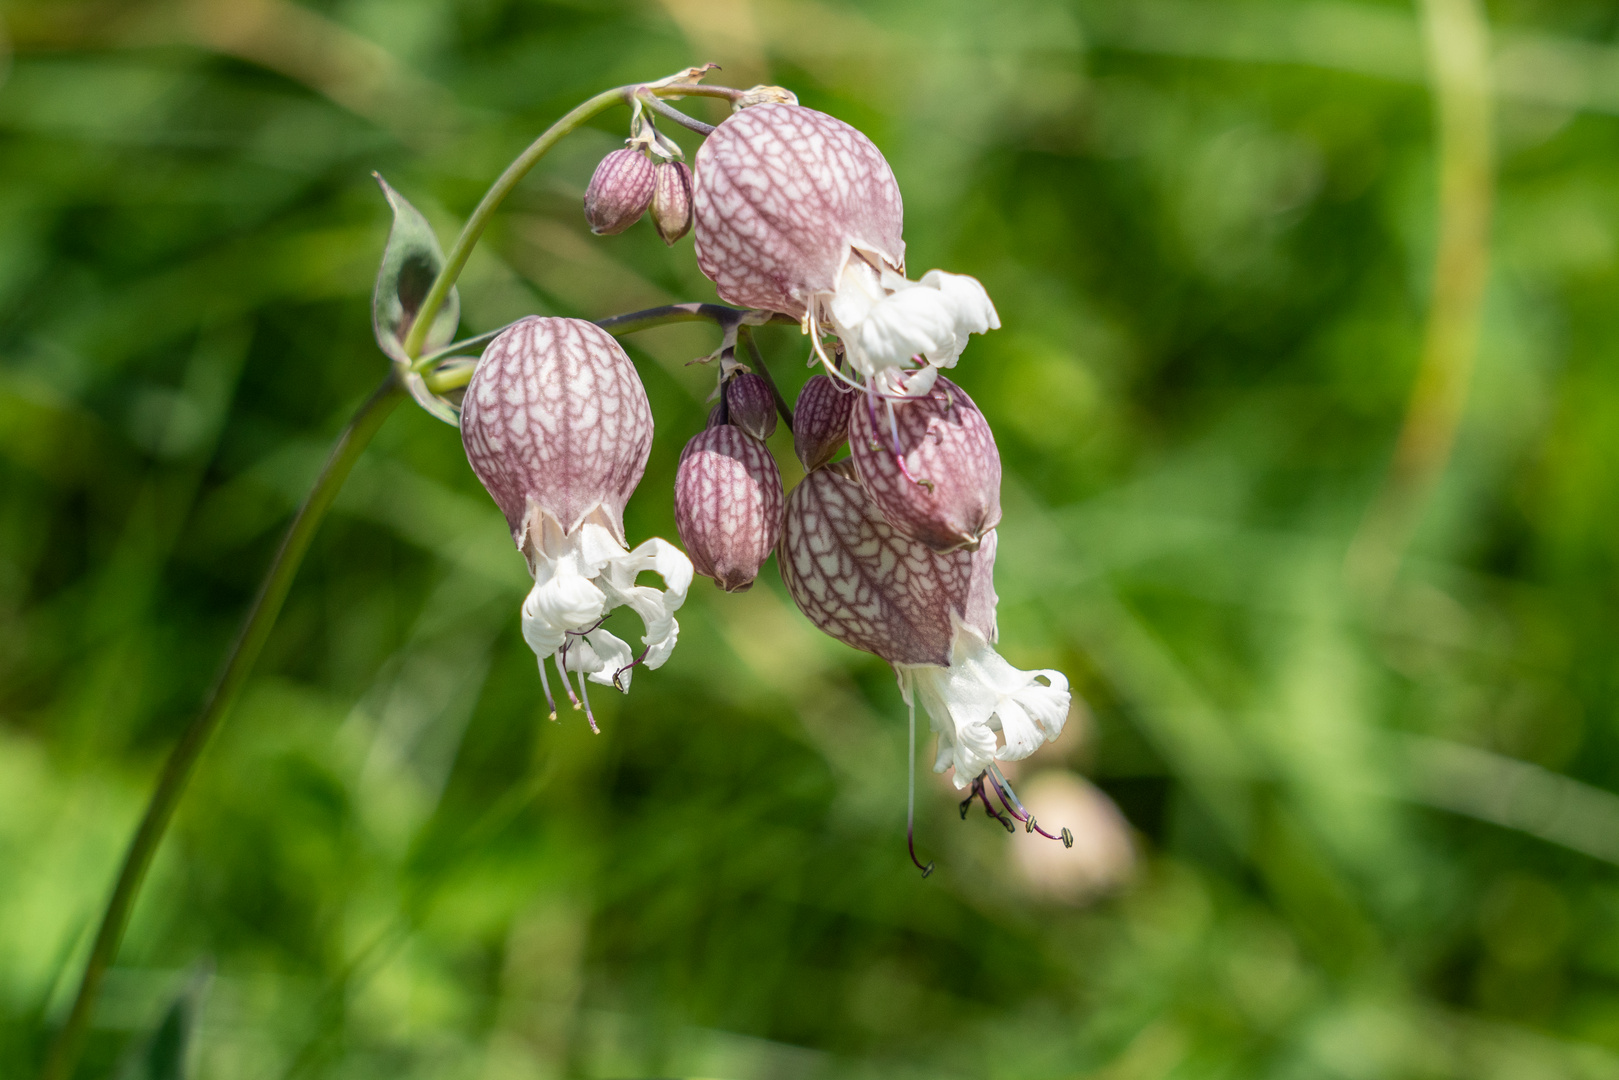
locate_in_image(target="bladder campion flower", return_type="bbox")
[779,464,1071,872]
[460,316,692,729]
[692,103,999,397]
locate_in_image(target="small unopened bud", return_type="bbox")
[849,376,1001,552]
[725,373,776,440]
[675,425,785,592]
[584,148,656,235]
[651,161,694,244]
[792,374,852,470]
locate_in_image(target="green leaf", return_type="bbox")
[372,174,464,425]
[371,173,460,365]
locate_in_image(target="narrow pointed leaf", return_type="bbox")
[372,174,460,361]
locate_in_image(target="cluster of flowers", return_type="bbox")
[458,97,1073,871]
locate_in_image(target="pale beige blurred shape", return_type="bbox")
[1010,770,1134,904]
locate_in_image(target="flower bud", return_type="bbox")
[849,376,1001,552]
[792,374,852,471]
[693,103,904,318]
[584,148,656,236]
[675,424,784,592]
[651,160,694,244]
[724,372,776,441]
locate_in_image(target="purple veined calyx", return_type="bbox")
[675,422,785,593]
[691,102,1000,398]
[722,371,777,441]
[460,316,693,730]
[651,161,694,245]
[849,375,1001,552]
[778,465,1072,874]
[584,148,657,236]
[792,373,853,471]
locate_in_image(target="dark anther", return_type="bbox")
[959,795,973,820]
[1061,827,1074,849]
[1025,816,1036,834]
[920,862,935,879]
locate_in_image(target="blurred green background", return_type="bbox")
[5,0,1619,1076]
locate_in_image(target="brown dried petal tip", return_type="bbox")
[651,161,694,245]
[849,376,1001,552]
[792,374,853,471]
[584,148,656,236]
[675,425,784,592]
[725,372,777,441]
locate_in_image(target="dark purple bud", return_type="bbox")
[584,148,656,236]
[725,372,777,441]
[778,463,976,666]
[693,104,905,318]
[792,374,852,471]
[675,425,785,592]
[849,376,1001,552]
[461,317,652,548]
[651,161,694,245]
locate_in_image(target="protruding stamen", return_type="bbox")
[987,762,1069,843]
[968,773,1016,833]
[577,668,599,734]
[612,646,650,692]
[906,698,934,878]
[557,647,582,711]
[538,658,558,721]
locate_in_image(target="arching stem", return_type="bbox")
[40,376,405,1080]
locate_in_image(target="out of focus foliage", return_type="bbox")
[5,0,1619,1077]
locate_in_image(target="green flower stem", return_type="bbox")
[401,82,741,360]
[739,324,794,431]
[40,375,406,1080]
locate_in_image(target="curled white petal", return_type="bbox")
[897,622,1071,788]
[920,269,1000,345]
[819,261,1000,387]
[521,551,606,658]
[518,517,693,690]
[597,535,694,671]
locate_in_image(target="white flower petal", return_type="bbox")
[521,558,606,657]
[852,286,957,372]
[595,535,693,672]
[897,622,1072,786]
[516,521,693,689]
[920,269,1001,340]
